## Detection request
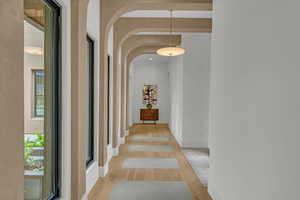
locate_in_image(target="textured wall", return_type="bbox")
[209,0,300,200]
[0,0,24,199]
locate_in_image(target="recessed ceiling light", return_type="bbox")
[24,46,44,56]
[149,57,153,61]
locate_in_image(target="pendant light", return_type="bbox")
[24,46,44,56]
[157,10,186,57]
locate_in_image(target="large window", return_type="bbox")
[33,71,45,117]
[86,35,95,167]
[24,0,61,199]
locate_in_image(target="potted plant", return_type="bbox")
[146,103,153,109]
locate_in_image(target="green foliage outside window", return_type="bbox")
[24,133,44,147]
[24,133,44,171]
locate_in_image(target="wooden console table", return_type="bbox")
[140,109,159,124]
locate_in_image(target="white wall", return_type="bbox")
[128,64,133,127]
[131,55,170,124]
[182,33,211,148]
[168,56,183,144]
[209,1,300,200]
[169,33,211,148]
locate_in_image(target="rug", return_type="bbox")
[130,136,169,142]
[109,181,193,200]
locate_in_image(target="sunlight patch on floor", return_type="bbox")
[128,144,174,152]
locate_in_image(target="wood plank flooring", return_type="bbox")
[88,124,212,200]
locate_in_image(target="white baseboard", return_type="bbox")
[86,162,99,194]
[112,146,119,156]
[125,130,129,136]
[174,134,183,146]
[120,136,126,144]
[99,161,109,177]
[208,184,222,200]
[118,136,122,145]
[98,145,114,178]
[107,144,113,162]
[182,139,208,149]
[81,194,88,200]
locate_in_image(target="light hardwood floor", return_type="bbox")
[88,124,212,200]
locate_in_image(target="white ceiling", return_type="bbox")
[122,10,212,19]
[24,21,44,48]
[132,54,170,65]
[135,32,208,35]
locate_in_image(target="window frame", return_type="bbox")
[107,55,111,145]
[43,0,61,199]
[86,35,95,167]
[24,0,61,199]
[33,70,45,118]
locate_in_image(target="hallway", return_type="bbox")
[2,0,300,199]
[89,124,212,200]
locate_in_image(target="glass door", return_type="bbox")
[24,0,61,199]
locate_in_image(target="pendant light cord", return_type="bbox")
[169,10,173,47]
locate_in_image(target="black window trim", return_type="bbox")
[42,0,61,199]
[86,35,95,167]
[107,55,111,145]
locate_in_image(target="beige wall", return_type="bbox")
[0,0,24,199]
[71,0,89,199]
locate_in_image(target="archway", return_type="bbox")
[113,17,212,148]
[99,0,212,169]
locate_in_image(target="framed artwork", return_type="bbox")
[143,85,158,105]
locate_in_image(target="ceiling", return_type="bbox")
[24,0,45,27]
[24,20,44,48]
[122,10,212,19]
[132,54,170,65]
[123,10,212,63]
